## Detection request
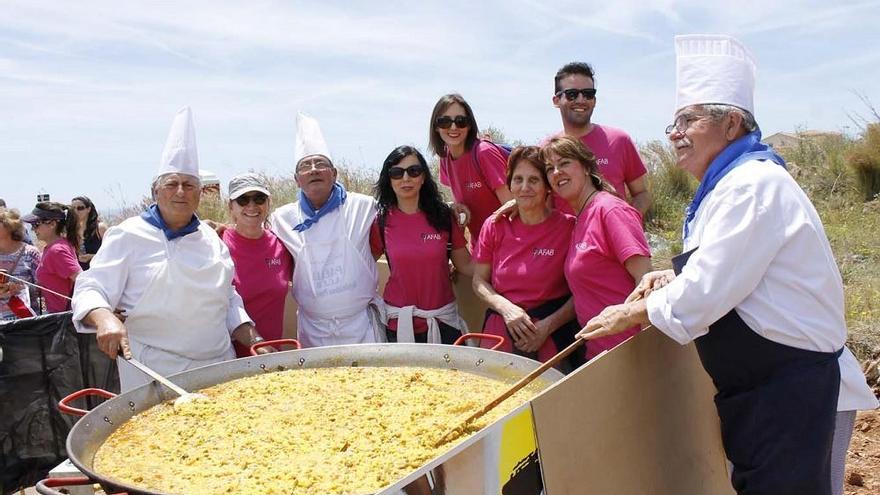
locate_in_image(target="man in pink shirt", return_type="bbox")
[545,62,651,217]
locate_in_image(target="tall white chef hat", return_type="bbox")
[675,34,756,115]
[294,112,332,166]
[157,106,200,179]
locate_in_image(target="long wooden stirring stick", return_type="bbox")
[434,336,587,447]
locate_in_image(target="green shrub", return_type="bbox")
[847,123,880,201]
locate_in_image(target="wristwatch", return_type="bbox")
[251,335,265,345]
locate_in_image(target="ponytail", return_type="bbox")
[62,205,80,253]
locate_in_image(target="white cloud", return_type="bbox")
[0,0,877,213]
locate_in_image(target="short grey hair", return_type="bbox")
[701,104,759,133]
[150,173,202,200]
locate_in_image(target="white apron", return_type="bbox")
[292,213,381,348]
[117,236,235,392]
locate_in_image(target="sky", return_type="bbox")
[2,0,879,215]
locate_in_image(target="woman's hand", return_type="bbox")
[626,269,675,303]
[78,253,94,263]
[516,318,552,353]
[0,281,24,298]
[500,301,538,346]
[491,199,518,222]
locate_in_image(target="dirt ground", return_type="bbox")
[845,408,880,494]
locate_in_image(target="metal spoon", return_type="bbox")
[125,357,208,407]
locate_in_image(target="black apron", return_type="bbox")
[673,248,841,495]
[484,295,584,372]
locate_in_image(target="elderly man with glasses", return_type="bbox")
[542,61,651,217]
[269,113,382,348]
[72,107,267,392]
[577,36,877,495]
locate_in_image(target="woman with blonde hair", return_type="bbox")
[0,208,41,319]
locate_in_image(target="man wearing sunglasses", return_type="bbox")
[576,36,877,495]
[270,113,382,348]
[545,62,651,217]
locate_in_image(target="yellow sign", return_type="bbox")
[498,408,542,495]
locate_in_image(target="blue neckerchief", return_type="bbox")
[293,181,348,232]
[683,130,786,241]
[140,204,201,240]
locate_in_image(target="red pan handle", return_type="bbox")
[36,476,128,495]
[453,333,506,350]
[58,388,117,417]
[249,338,301,356]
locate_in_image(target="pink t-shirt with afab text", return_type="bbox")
[564,192,650,360]
[439,140,508,245]
[222,229,293,356]
[36,239,80,313]
[474,211,575,358]
[370,208,466,333]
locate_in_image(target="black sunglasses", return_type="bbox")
[435,115,469,129]
[234,193,268,206]
[388,165,425,180]
[556,88,597,101]
[74,205,88,211]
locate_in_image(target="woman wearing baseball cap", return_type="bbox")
[23,202,81,313]
[221,173,293,356]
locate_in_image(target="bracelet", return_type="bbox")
[251,335,265,345]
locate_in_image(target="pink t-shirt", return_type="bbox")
[564,192,650,360]
[370,208,467,333]
[439,140,508,245]
[36,239,80,313]
[543,124,647,203]
[474,211,575,358]
[222,229,293,356]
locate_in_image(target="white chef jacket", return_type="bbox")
[72,217,252,390]
[270,192,381,347]
[646,160,878,411]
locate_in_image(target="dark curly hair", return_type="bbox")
[72,196,100,242]
[373,145,451,234]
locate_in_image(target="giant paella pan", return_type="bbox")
[41,342,565,495]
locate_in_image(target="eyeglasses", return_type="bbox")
[296,160,333,173]
[234,193,268,206]
[388,165,425,180]
[74,205,88,211]
[435,115,469,129]
[665,114,709,136]
[556,88,597,101]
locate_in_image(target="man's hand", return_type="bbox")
[449,202,470,227]
[626,269,675,303]
[204,219,232,237]
[577,299,649,341]
[87,308,132,360]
